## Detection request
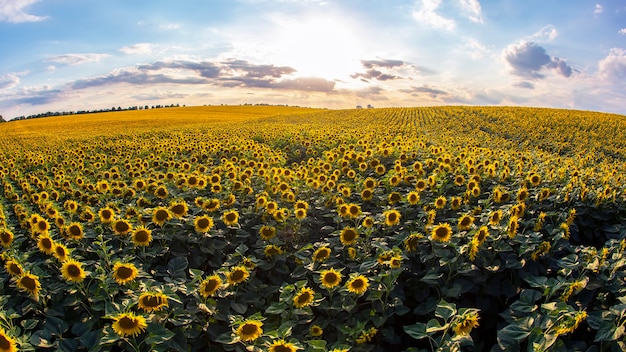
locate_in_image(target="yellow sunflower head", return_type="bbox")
[137,292,169,313]
[222,210,239,227]
[152,207,171,227]
[112,219,132,236]
[383,210,401,227]
[431,223,452,243]
[293,287,315,308]
[61,258,87,283]
[194,215,214,234]
[112,262,138,285]
[268,338,298,352]
[0,327,18,352]
[16,272,42,298]
[131,226,152,246]
[259,225,276,241]
[0,229,14,248]
[236,319,263,342]
[111,312,147,337]
[319,268,342,289]
[340,227,359,246]
[312,246,331,262]
[199,275,222,298]
[227,266,250,285]
[346,275,369,295]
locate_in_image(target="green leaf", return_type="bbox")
[403,323,427,340]
[145,324,176,345]
[426,319,447,333]
[231,301,248,314]
[45,315,69,335]
[29,330,54,348]
[435,300,456,321]
[167,256,188,284]
[265,302,287,315]
[421,270,443,285]
[595,321,617,342]
[307,339,327,351]
[79,330,100,349]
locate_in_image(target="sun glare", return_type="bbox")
[269,15,365,80]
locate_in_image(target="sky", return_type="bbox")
[1,0,626,120]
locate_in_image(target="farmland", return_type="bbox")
[0,105,625,352]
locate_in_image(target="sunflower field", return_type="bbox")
[0,105,625,352]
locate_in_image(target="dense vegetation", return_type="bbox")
[0,106,625,351]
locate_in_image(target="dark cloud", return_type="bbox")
[400,85,448,97]
[222,59,296,78]
[351,69,399,81]
[72,69,208,89]
[361,59,405,69]
[503,41,574,79]
[513,81,535,89]
[12,88,66,105]
[220,76,335,92]
[351,59,408,82]
[138,60,221,78]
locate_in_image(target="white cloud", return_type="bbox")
[531,25,558,41]
[594,4,603,16]
[619,28,626,35]
[120,43,155,55]
[598,48,626,80]
[413,0,455,31]
[459,0,483,23]
[158,23,180,30]
[0,73,20,90]
[465,38,489,58]
[0,0,46,23]
[502,40,573,79]
[45,53,110,65]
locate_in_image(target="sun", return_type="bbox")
[264,13,366,80]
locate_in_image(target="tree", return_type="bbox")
[0,114,5,123]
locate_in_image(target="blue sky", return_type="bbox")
[1,0,625,119]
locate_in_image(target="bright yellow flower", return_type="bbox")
[236,320,263,342]
[346,275,369,295]
[293,287,315,308]
[111,312,147,337]
[61,258,87,283]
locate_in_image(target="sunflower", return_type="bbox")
[169,200,189,219]
[61,258,87,283]
[360,189,373,201]
[37,235,55,255]
[199,275,222,298]
[362,216,374,228]
[507,216,519,238]
[137,292,169,312]
[434,196,446,209]
[33,218,50,235]
[313,246,331,262]
[517,187,529,202]
[431,223,452,243]
[227,266,250,285]
[363,177,377,189]
[16,272,41,298]
[53,243,70,262]
[112,219,132,235]
[259,225,276,241]
[319,268,342,289]
[388,192,402,205]
[403,233,423,252]
[347,203,361,219]
[154,185,169,199]
[294,208,307,220]
[407,191,420,205]
[0,229,14,248]
[383,210,401,226]
[0,327,18,352]
[98,207,115,223]
[273,208,289,223]
[453,175,465,186]
[475,226,489,244]
[80,208,95,222]
[295,200,309,211]
[485,210,501,226]
[268,339,298,352]
[450,196,462,211]
[111,312,147,337]
[415,179,428,191]
[264,244,283,258]
[340,227,359,246]
[152,207,171,227]
[236,319,263,342]
[65,222,84,240]
[4,259,23,277]
[453,312,480,336]
[457,214,474,231]
[222,210,239,227]
[310,325,323,337]
[131,226,152,246]
[265,201,278,214]
[293,287,315,308]
[534,211,547,231]
[112,262,138,285]
[346,275,369,295]
[528,173,541,187]
[194,215,214,234]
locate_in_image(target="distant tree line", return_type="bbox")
[8,103,183,122]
